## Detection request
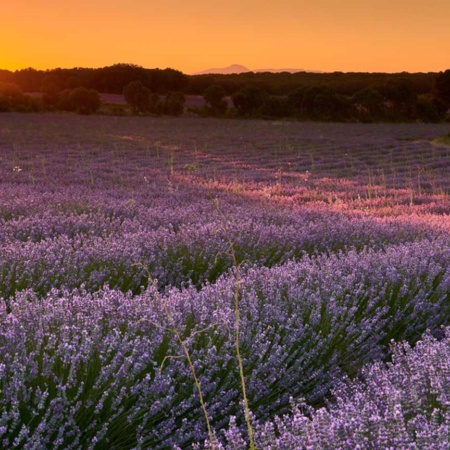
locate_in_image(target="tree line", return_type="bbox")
[0,64,449,122]
[0,64,188,94]
[200,73,450,122]
[0,64,189,115]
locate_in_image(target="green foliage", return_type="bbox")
[287,87,307,114]
[68,87,101,115]
[352,88,385,121]
[65,76,82,90]
[433,69,450,108]
[0,64,188,97]
[0,94,10,112]
[40,74,63,106]
[299,85,351,121]
[0,83,42,112]
[123,81,152,114]
[259,96,290,118]
[417,96,447,123]
[232,85,265,116]
[190,71,436,97]
[164,91,185,116]
[58,88,101,114]
[383,78,418,120]
[203,84,228,115]
[0,82,22,98]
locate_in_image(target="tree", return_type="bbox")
[68,87,100,114]
[40,74,63,106]
[433,69,450,108]
[259,96,290,118]
[301,85,334,117]
[164,91,185,116]
[0,95,10,112]
[416,96,447,122]
[298,85,351,120]
[65,76,82,90]
[203,84,227,115]
[0,83,22,99]
[123,81,152,114]
[383,78,418,119]
[287,87,307,115]
[352,88,385,121]
[231,85,265,116]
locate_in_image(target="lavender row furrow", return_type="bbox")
[1,238,450,448]
[2,209,447,299]
[218,329,450,450]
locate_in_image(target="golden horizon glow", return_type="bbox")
[1,0,449,74]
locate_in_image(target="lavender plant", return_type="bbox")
[217,328,450,449]
[2,114,450,448]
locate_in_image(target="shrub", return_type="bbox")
[203,84,228,115]
[259,96,290,118]
[0,82,23,99]
[232,85,265,116]
[123,80,152,114]
[433,69,450,108]
[219,329,450,449]
[164,91,185,116]
[0,94,10,112]
[68,87,101,115]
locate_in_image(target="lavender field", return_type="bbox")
[1,113,450,449]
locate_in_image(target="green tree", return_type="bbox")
[40,74,62,106]
[68,87,101,114]
[65,76,82,90]
[0,95,10,112]
[123,80,152,114]
[416,96,447,122]
[149,93,162,115]
[164,91,185,116]
[433,69,450,108]
[203,84,227,115]
[383,78,418,119]
[259,96,290,118]
[231,85,265,116]
[300,85,351,120]
[287,87,307,115]
[0,82,23,99]
[352,88,385,121]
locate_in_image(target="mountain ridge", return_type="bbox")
[193,64,321,75]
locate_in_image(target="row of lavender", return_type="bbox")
[2,237,450,448]
[2,115,450,210]
[2,182,449,300]
[2,114,450,448]
[217,330,450,449]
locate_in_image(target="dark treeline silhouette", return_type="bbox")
[0,64,188,115]
[0,64,188,94]
[0,64,449,122]
[193,70,450,123]
[187,71,437,96]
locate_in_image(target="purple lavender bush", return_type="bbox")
[216,329,450,449]
[2,114,450,448]
[2,237,450,448]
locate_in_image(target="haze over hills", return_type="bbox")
[193,64,322,75]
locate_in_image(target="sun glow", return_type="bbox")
[1,0,449,73]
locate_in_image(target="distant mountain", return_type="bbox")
[256,68,306,73]
[194,64,251,75]
[193,64,321,75]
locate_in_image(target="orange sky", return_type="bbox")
[1,0,449,74]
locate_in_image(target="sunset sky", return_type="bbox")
[1,0,449,74]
